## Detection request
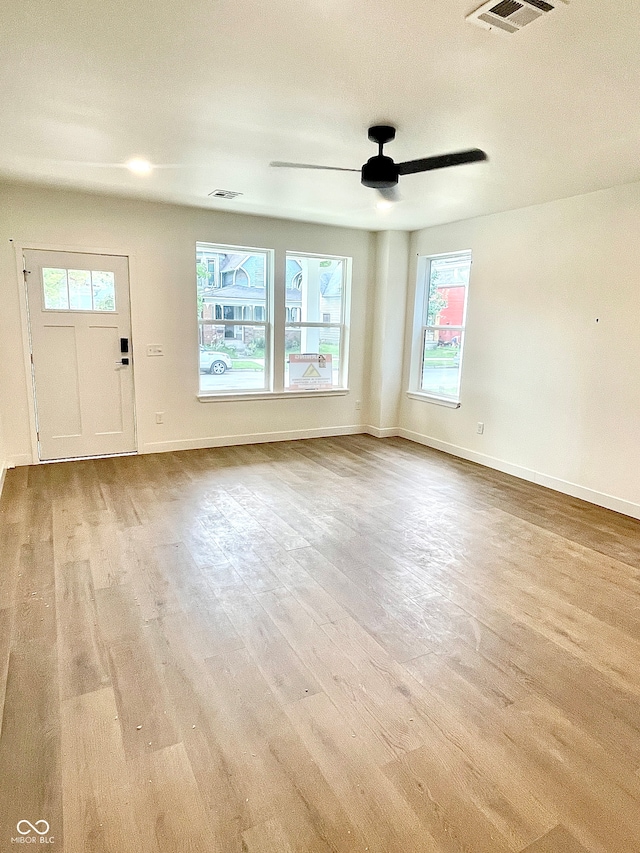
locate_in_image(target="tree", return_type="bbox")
[427,268,448,324]
[196,262,208,319]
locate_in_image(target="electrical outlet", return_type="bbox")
[155,412,164,424]
[477,422,484,435]
[147,345,164,357]
[355,400,362,411]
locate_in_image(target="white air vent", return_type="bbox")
[466,0,567,34]
[208,189,243,199]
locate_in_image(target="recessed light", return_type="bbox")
[376,199,394,211]
[126,158,153,175]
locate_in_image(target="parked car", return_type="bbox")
[199,346,232,374]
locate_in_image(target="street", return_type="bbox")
[421,365,460,397]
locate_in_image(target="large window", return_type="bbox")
[285,253,349,390]
[411,251,471,403]
[197,244,272,393]
[197,245,351,395]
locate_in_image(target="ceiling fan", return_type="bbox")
[271,125,488,203]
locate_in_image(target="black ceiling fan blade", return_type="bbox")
[270,161,359,172]
[376,186,400,203]
[397,149,487,176]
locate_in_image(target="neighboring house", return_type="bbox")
[197,250,269,346]
[198,250,343,348]
[435,285,465,344]
[286,257,343,343]
[430,255,469,344]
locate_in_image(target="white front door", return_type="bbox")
[24,250,136,461]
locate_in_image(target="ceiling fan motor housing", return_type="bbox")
[361,155,399,189]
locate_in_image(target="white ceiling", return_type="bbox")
[2,0,640,231]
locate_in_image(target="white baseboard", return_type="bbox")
[532,471,640,520]
[400,429,538,481]
[398,428,640,521]
[364,425,399,439]
[142,424,368,454]
[8,423,637,521]
[0,463,6,502]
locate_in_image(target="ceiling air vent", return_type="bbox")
[208,189,243,199]
[466,0,567,34]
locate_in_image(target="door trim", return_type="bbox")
[13,241,139,464]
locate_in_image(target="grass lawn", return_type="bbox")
[231,359,263,370]
[423,346,460,364]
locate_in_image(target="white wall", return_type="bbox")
[3,178,639,520]
[366,231,409,435]
[400,181,640,518]
[0,182,375,464]
[0,408,7,499]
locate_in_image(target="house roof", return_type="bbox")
[320,266,342,299]
[219,254,250,273]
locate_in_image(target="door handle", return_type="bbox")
[116,358,130,366]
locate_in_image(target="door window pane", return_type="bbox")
[43,268,69,309]
[68,269,92,310]
[91,271,116,311]
[42,267,115,311]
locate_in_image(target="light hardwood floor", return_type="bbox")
[1,435,640,852]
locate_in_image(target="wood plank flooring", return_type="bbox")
[1,435,639,852]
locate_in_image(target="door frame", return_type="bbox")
[13,240,140,464]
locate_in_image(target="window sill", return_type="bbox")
[406,391,460,409]
[198,389,349,403]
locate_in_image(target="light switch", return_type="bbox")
[147,345,164,357]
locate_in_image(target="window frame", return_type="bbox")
[196,245,351,399]
[284,251,351,393]
[409,250,472,407]
[197,242,273,396]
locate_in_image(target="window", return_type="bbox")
[285,254,350,390]
[197,244,272,393]
[410,251,471,403]
[42,268,115,311]
[197,245,351,396]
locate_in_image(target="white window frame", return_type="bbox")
[197,246,351,400]
[284,251,351,393]
[197,242,273,396]
[408,250,471,407]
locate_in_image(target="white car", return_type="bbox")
[199,346,232,374]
